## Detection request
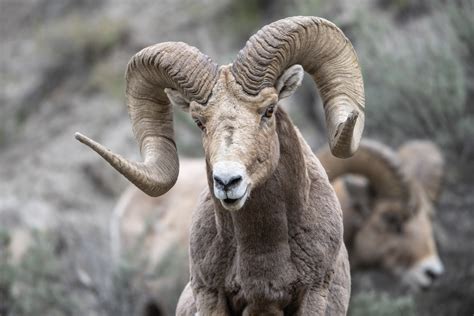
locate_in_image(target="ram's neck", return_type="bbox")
[218,109,309,267]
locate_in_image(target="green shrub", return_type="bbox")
[105,224,189,316]
[106,255,144,316]
[0,229,15,315]
[39,14,129,62]
[88,59,125,99]
[350,3,473,169]
[151,243,189,314]
[3,230,78,316]
[349,292,416,316]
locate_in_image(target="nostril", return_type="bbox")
[213,175,225,187]
[425,268,438,281]
[228,175,242,187]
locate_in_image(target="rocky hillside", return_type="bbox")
[1,0,472,315]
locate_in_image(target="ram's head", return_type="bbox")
[320,140,445,290]
[75,16,364,211]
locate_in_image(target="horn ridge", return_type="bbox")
[233,16,365,158]
[317,139,411,204]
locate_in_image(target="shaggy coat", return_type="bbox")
[177,108,350,315]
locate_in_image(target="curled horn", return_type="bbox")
[75,42,218,196]
[317,140,414,215]
[232,16,365,158]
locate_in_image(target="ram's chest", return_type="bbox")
[194,233,328,312]
[220,246,299,312]
[190,198,338,311]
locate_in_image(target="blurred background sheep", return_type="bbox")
[0,0,473,315]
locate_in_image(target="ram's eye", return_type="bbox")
[382,213,403,234]
[194,118,205,131]
[263,105,275,119]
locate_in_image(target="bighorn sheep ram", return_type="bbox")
[318,139,445,290]
[76,16,365,315]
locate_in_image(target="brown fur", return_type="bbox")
[338,179,437,269]
[112,159,206,267]
[397,140,444,202]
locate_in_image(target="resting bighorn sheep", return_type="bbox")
[111,159,207,316]
[318,139,445,290]
[76,16,365,315]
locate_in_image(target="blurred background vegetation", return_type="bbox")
[0,0,472,315]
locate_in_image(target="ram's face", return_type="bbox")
[352,192,443,290]
[190,67,281,211]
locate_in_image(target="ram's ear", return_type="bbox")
[275,64,304,100]
[165,88,190,112]
[344,175,374,219]
[397,140,445,203]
